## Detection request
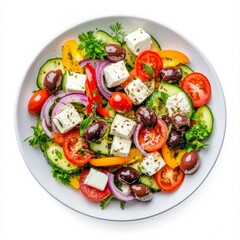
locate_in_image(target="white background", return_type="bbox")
[0,0,239,239]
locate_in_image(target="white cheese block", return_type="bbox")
[84,168,108,191]
[52,103,83,133]
[124,78,151,105]
[110,136,132,157]
[166,92,191,116]
[110,114,137,139]
[65,71,86,94]
[141,151,166,176]
[103,60,129,88]
[124,28,152,55]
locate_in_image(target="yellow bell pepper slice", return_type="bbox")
[157,50,189,68]
[89,148,143,167]
[62,39,85,73]
[161,144,187,168]
[70,176,80,189]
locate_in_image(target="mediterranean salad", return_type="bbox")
[26,22,213,209]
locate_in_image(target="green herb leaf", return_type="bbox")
[80,114,93,136]
[120,201,126,210]
[99,194,114,210]
[109,22,126,45]
[159,92,169,103]
[55,149,62,159]
[142,62,155,77]
[78,31,107,59]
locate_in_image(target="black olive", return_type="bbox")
[136,106,157,129]
[84,121,108,142]
[160,67,182,83]
[114,167,140,185]
[168,113,190,132]
[131,184,153,201]
[104,44,126,62]
[43,69,62,92]
[167,130,185,150]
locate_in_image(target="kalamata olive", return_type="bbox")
[160,67,182,83]
[84,120,108,142]
[136,106,157,129]
[104,44,126,62]
[44,69,62,92]
[114,167,140,185]
[168,113,190,132]
[131,184,153,201]
[180,151,200,174]
[167,130,185,150]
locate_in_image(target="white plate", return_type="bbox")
[15,16,226,221]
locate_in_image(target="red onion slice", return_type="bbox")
[41,118,53,138]
[79,58,99,68]
[133,124,148,157]
[108,173,134,202]
[95,60,113,99]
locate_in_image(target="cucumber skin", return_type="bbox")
[196,105,214,136]
[96,30,120,45]
[45,140,80,173]
[159,82,194,118]
[37,58,64,89]
[139,175,160,192]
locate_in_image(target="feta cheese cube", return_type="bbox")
[166,92,191,116]
[103,60,129,88]
[141,152,165,176]
[84,168,108,191]
[52,104,83,133]
[124,28,152,55]
[65,71,86,94]
[124,78,151,105]
[110,114,137,139]
[110,136,132,157]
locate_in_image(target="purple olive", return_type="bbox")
[44,69,62,92]
[104,44,126,62]
[131,184,153,201]
[160,67,182,83]
[136,106,157,129]
[115,167,140,185]
[180,151,200,174]
[84,120,108,142]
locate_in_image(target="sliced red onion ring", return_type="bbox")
[107,173,134,202]
[79,58,99,68]
[95,60,113,99]
[51,93,88,133]
[133,124,148,157]
[41,118,53,138]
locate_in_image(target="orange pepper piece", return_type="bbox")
[157,50,189,68]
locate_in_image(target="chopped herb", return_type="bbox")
[80,114,93,136]
[55,149,62,159]
[68,52,73,60]
[109,22,126,45]
[120,201,126,209]
[99,194,114,209]
[78,31,106,59]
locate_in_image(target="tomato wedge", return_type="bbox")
[154,165,185,192]
[80,169,111,202]
[62,130,93,166]
[180,72,211,107]
[138,118,168,152]
[135,50,163,80]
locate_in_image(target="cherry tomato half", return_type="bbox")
[180,72,211,107]
[80,169,111,202]
[62,130,92,166]
[154,165,185,192]
[28,89,51,115]
[135,50,163,80]
[108,92,133,113]
[138,118,168,152]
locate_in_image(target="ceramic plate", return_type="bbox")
[15,16,226,221]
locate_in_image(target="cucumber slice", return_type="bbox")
[158,82,194,118]
[96,30,120,45]
[139,175,160,192]
[150,35,161,52]
[178,64,194,78]
[45,140,80,173]
[61,71,67,90]
[146,90,168,117]
[196,105,214,136]
[37,58,64,89]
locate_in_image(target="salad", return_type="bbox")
[26,22,213,209]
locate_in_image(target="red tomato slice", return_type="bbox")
[180,72,211,107]
[109,92,133,113]
[80,169,111,202]
[138,118,168,152]
[135,50,163,80]
[154,165,185,192]
[62,130,93,166]
[52,133,67,146]
[28,89,51,115]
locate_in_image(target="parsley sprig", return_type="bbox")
[78,31,106,59]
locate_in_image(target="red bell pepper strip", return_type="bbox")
[85,64,109,117]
